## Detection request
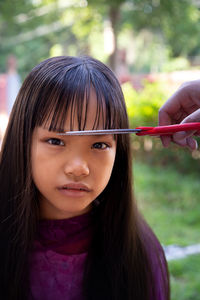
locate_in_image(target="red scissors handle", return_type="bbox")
[136,122,200,136]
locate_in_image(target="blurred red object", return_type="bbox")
[0,74,7,113]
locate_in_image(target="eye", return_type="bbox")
[92,142,109,150]
[47,138,65,146]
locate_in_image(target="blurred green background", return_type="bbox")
[1,0,200,298]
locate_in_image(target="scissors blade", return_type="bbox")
[57,129,142,136]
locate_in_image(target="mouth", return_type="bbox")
[58,183,91,192]
[62,187,89,192]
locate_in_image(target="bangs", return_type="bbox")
[32,59,126,133]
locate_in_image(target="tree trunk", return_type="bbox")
[108,5,120,73]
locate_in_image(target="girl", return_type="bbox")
[0,56,169,300]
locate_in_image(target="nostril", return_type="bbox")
[64,161,89,177]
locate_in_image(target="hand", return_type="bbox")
[158,80,200,150]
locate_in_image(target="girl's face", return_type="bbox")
[31,90,117,219]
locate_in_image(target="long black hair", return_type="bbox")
[0,56,169,300]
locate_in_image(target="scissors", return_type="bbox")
[57,122,200,136]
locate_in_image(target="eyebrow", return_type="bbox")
[41,127,114,138]
[41,126,65,133]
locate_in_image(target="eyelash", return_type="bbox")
[46,138,65,146]
[46,139,110,150]
[92,142,110,150]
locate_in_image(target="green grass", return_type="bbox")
[133,161,200,246]
[133,161,200,300]
[169,255,200,300]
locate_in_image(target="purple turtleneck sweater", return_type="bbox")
[29,212,93,300]
[29,212,168,300]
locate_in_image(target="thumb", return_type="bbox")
[172,110,200,149]
[181,108,200,124]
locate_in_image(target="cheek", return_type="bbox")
[94,152,116,186]
[31,151,38,182]
[31,155,42,188]
[31,151,51,187]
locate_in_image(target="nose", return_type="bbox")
[63,156,90,178]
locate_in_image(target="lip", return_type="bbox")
[57,183,91,198]
[58,183,91,199]
[58,183,91,192]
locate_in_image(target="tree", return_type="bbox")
[121,0,200,58]
[1,0,200,77]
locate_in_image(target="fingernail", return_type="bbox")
[188,139,198,150]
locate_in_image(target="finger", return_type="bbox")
[187,137,198,150]
[158,89,185,125]
[160,135,172,148]
[181,108,200,124]
[158,110,172,147]
[172,137,197,150]
[173,137,198,150]
[172,130,195,144]
[158,110,172,126]
[172,130,197,150]
[171,111,200,148]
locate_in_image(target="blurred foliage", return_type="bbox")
[121,0,200,58]
[122,80,166,126]
[1,0,200,77]
[0,0,105,78]
[162,57,190,73]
